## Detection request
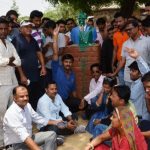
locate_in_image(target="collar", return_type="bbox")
[132,78,141,84]
[13,101,25,113]
[129,35,143,42]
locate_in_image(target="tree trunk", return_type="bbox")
[120,0,136,18]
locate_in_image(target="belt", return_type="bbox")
[5,144,13,149]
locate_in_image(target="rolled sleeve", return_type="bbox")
[15,127,30,142]
[12,45,21,66]
[0,57,9,66]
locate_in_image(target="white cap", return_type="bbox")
[20,20,34,27]
[87,16,94,19]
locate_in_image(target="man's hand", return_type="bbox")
[79,99,85,110]
[93,119,101,126]
[40,66,47,76]
[53,25,60,37]
[67,120,77,130]
[8,56,16,66]
[107,72,116,77]
[125,47,139,59]
[20,75,28,85]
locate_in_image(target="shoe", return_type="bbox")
[56,137,64,146]
[74,125,86,134]
[57,135,65,140]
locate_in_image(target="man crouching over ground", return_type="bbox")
[3,85,60,150]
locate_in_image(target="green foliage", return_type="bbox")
[10,0,19,13]
[46,0,148,15]
[43,3,80,21]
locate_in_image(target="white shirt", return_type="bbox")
[84,75,105,104]
[3,102,48,145]
[44,33,66,69]
[37,93,72,129]
[96,28,103,46]
[0,39,21,85]
[122,35,150,82]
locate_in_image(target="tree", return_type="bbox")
[10,0,19,12]
[44,3,80,21]
[46,0,148,18]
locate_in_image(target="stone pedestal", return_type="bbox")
[63,44,100,99]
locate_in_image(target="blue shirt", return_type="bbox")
[12,33,40,82]
[71,26,97,44]
[36,93,72,129]
[130,56,150,120]
[51,60,76,100]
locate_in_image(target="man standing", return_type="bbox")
[110,20,150,87]
[12,20,46,110]
[30,10,44,48]
[0,17,21,147]
[110,12,128,85]
[3,85,58,150]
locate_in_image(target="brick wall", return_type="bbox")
[63,44,100,99]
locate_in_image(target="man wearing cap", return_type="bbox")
[12,20,46,110]
[0,17,21,148]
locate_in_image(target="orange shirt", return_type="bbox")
[113,31,129,61]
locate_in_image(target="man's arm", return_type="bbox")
[112,46,117,69]
[109,57,126,77]
[17,66,28,85]
[142,131,150,138]
[36,51,46,76]
[52,27,59,61]
[25,137,41,150]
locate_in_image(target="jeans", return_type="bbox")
[93,124,112,146]
[118,68,125,85]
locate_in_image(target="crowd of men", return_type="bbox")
[0,1,150,150]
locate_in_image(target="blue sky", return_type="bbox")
[0,0,53,16]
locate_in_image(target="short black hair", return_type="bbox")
[56,19,66,25]
[142,71,150,82]
[142,17,150,27]
[42,20,56,29]
[114,11,126,19]
[113,85,130,104]
[90,63,100,71]
[45,81,57,89]
[30,10,43,19]
[103,77,117,87]
[96,18,106,25]
[13,85,28,95]
[126,19,139,28]
[128,61,140,72]
[0,17,8,25]
[66,18,75,23]
[62,54,74,62]
[42,17,50,24]
[6,10,19,18]
[145,2,150,7]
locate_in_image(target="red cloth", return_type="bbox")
[95,144,109,150]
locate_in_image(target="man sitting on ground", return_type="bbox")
[37,81,85,135]
[3,85,60,150]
